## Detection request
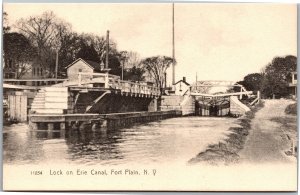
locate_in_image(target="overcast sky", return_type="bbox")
[4,3,297,85]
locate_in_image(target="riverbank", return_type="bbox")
[190,99,297,165]
[189,101,264,165]
[239,99,296,163]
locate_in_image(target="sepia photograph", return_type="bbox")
[2,2,298,191]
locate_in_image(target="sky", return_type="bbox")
[3,3,297,85]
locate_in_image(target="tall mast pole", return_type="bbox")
[106,30,109,70]
[172,3,176,85]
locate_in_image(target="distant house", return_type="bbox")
[3,59,46,80]
[65,58,102,80]
[3,57,51,86]
[174,77,190,96]
[288,71,297,98]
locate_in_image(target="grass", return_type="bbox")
[189,101,264,165]
[285,103,297,115]
[271,104,297,158]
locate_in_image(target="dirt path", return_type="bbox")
[239,99,296,164]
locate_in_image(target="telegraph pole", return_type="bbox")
[172,3,176,85]
[106,30,109,70]
[55,49,58,79]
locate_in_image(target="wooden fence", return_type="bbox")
[8,95,28,122]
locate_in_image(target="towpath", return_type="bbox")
[239,99,296,164]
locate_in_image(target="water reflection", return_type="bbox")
[3,117,239,166]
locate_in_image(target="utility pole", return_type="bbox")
[106,30,109,70]
[55,49,59,79]
[196,72,198,90]
[172,3,176,85]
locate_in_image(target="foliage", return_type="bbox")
[3,32,37,78]
[3,12,10,33]
[15,11,74,76]
[6,10,168,82]
[76,43,100,63]
[124,66,145,82]
[261,55,297,98]
[141,56,174,92]
[285,103,297,115]
[237,55,296,99]
[238,73,263,93]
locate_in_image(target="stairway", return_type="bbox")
[31,88,46,112]
[31,87,68,114]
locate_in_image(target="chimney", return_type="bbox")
[183,77,186,82]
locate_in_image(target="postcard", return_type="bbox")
[2,2,297,191]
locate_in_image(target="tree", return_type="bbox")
[3,32,37,78]
[76,43,99,62]
[260,55,297,98]
[56,32,81,77]
[3,12,10,33]
[141,56,173,92]
[124,66,145,82]
[241,73,263,93]
[124,51,141,69]
[15,11,72,76]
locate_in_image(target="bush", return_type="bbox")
[285,103,297,115]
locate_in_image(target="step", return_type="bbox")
[45,92,68,97]
[33,109,64,114]
[44,102,68,109]
[45,96,68,102]
[44,87,68,92]
[31,105,45,109]
[32,100,45,104]
[35,94,45,98]
[33,97,45,100]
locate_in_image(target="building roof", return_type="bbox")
[174,79,190,86]
[65,58,101,71]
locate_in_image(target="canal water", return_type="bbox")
[3,117,240,166]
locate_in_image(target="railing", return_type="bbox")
[77,72,160,96]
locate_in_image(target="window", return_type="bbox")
[33,68,35,76]
[78,69,82,72]
[8,60,12,69]
[294,73,297,80]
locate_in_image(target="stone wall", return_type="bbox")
[180,95,195,115]
[159,95,195,116]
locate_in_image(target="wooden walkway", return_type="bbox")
[29,110,182,131]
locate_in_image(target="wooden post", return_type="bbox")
[240,86,243,100]
[29,121,38,130]
[78,72,82,86]
[48,123,54,130]
[60,122,65,130]
[104,74,109,88]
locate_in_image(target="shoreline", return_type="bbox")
[188,101,264,165]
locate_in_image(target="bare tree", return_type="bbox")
[141,56,173,92]
[125,51,141,69]
[15,11,72,76]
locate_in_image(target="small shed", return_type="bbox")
[65,58,101,80]
[174,77,190,96]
